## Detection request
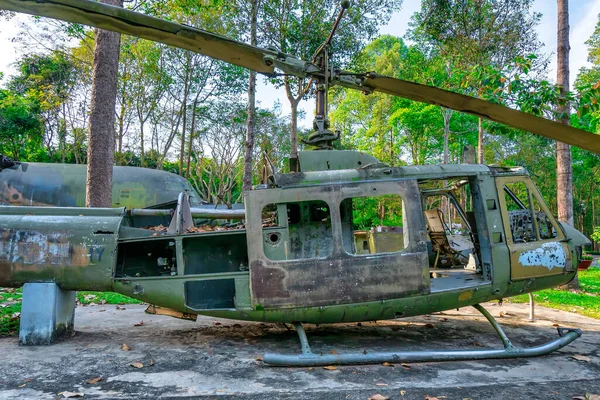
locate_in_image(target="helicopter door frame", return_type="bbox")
[244,179,430,310]
[495,176,572,280]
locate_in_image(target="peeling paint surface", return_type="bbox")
[518,242,566,270]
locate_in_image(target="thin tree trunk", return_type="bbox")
[140,122,145,167]
[442,108,451,164]
[477,117,484,164]
[186,99,199,179]
[86,0,122,208]
[179,98,188,176]
[179,61,190,176]
[243,0,259,191]
[290,100,299,171]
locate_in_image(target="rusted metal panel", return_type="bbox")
[494,177,572,280]
[0,206,123,290]
[246,180,430,309]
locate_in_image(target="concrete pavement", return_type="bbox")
[0,301,599,399]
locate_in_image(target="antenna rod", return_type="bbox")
[326,0,351,46]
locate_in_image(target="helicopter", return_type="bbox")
[0,0,598,367]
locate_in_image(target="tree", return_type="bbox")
[8,52,79,161]
[411,0,543,164]
[556,0,574,227]
[243,0,259,191]
[260,0,402,168]
[86,0,123,208]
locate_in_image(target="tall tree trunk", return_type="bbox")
[557,0,573,226]
[477,117,484,164]
[557,0,577,289]
[289,100,299,171]
[442,108,452,164]
[179,98,188,176]
[140,121,145,167]
[86,0,122,208]
[186,99,198,179]
[243,0,259,191]
[178,61,191,176]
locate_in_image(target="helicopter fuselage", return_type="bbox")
[0,151,588,325]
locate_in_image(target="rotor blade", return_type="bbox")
[360,74,600,154]
[0,0,276,74]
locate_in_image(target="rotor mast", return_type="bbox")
[303,0,350,151]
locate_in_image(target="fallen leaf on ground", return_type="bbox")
[382,362,394,367]
[130,362,144,369]
[552,323,560,327]
[424,323,435,329]
[116,305,125,310]
[149,359,155,366]
[121,343,130,351]
[87,377,102,384]
[425,396,438,400]
[99,309,106,312]
[401,363,411,369]
[134,321,144,327]
[59,392,84,398]
[368,395,389,400]
[571,355,592,362]
[214,321,222,326]
[18,384,26,388]
[376,383,388,387]
[323,366,337,370]
[255,356,263,362]
[307,367,313,371]
[400,390,407,396]
[330,350,338,355]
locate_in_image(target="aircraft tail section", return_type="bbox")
[0,206,124,290]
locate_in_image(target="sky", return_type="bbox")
[0,0,599,128]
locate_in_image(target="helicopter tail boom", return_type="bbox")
[0,206,121,291]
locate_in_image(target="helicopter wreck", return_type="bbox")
[0,148,588,365]
[0,0,595,366]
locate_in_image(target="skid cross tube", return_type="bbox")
[263,304,582,367]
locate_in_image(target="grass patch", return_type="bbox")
[77,291,141,306]
[507,268,600,319]
[0,288,140,337]
[0,288,22,336]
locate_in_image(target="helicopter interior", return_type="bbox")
[419,178,486,292]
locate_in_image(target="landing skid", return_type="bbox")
[263,304,582,367]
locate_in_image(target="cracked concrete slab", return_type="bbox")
[0,301,599,399]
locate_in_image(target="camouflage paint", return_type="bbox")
[0,151,586,325]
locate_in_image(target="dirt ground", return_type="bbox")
[0,301,599,399]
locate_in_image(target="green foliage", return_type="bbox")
[591,227,600,244]
[350,195,404,230]
[0,89,43,160]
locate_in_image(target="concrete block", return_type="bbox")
[19,283,76,345]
